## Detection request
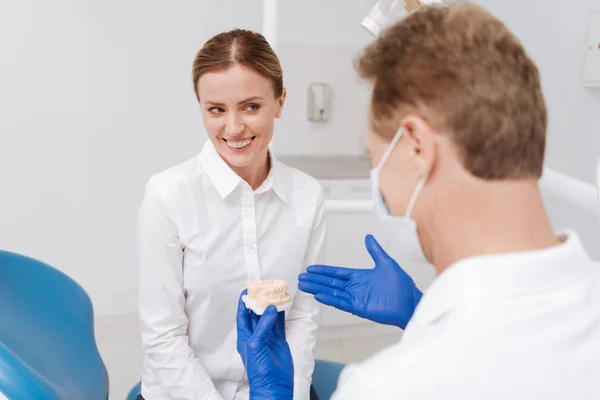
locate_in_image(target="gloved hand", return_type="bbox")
[298,234,422,330]
[236,290,294,400]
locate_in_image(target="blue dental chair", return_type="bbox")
[0,250,109,399]
[126,359,345,400]
[311,359,346,399]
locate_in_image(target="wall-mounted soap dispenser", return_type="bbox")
[308,83,332,122]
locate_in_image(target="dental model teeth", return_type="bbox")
[256,288,291,308]
[248,279,291,308]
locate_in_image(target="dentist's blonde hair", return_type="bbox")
[357,2,547,180]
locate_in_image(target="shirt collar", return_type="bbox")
[255,151,287,202]
[199,140,287,202]
[412,230,594,326]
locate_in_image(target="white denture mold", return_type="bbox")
[242,279,292,315]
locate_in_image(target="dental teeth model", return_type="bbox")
[248,279,291,308]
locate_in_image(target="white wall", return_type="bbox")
[278,0,375,47]
[0,0,86,294]
[273,0,377,155]
[275,42,371,156]
[1,0,599,317]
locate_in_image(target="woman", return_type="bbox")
[137,29,325,400]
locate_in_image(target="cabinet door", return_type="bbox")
[318,179,389,328]
[319,212,387,327]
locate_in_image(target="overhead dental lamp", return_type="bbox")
[361,0,449,37]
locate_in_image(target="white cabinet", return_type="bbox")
[314,178,437,332]
[316,179,388,328]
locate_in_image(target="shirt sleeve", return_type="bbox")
[137,176,223,400]
[285,188,327,400]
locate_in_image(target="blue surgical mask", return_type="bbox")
[370,167,392,217]
[370,127,430,264]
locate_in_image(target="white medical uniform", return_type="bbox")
[138,141,325,400]
[333,231,600,399]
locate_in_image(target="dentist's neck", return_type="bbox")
[421,177,560,275]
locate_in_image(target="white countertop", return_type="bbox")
[278,155,371,180]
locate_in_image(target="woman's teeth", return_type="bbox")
[226,138,253,149]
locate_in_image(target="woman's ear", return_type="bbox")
[401,115,437,179]
[275,88,287,119]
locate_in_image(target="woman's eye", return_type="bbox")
[245,104,260,112]
[208,107,224,115]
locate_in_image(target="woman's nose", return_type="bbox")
[225,113,245,136]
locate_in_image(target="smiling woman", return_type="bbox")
[136,29,324,400]
[193,29,286,189]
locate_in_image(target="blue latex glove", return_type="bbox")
[236,290,294,400]
[298,234,423,330]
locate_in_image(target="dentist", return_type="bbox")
[236,3,600,399]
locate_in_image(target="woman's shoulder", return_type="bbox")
[144,156,200,201]
[276,160,324,200]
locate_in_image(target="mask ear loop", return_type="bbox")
[390,126,427,219]
[405,176,426,218]
[375,127,404,172]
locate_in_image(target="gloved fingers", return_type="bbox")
[273,311,286,338]
[252,305,279,339]
[250,310,261,332]
[298,280,350,299]
[237,289,252,339]
[365,234,390,263]
[298,272,346,290]
[315,293,355,314]
[305,264,354,279]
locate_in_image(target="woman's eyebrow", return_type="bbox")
[204,96,264,106]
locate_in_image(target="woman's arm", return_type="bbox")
[138,176,223,400]
[285,189,327,400]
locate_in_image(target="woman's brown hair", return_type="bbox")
[192,29,284,101]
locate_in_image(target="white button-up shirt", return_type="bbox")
[138,141,325,400]
[333,231,600,399]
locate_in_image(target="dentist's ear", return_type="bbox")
[401,115,438,179]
